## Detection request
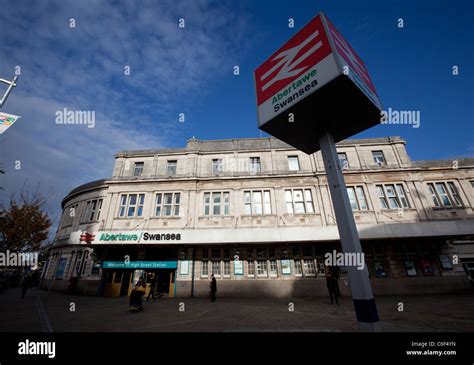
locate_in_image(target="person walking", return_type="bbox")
[146,274,157,302]
[21,274,30,299]
[210,274,217,302]
[326,271,339,305]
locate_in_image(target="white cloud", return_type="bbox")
[0,0,253,236]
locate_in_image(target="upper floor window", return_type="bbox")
[285,189,314,214]
[372,151,386,166]
[204,192,230,216]
[249,157,261,174]
[167,160,177,176]
[63,203,78,227]
[338,153,349,170]
[133,162,144,177]
[212,159,223,175]
[155,192,181,217]
[244,190,271,215]
[427,182,463,208]
[83,199,103,222]
[376,184,410,209]
[119,194,145,217]
[347,186,368,211]
[288,156,300,171]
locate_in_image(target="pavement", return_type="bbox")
[0,287,473,332]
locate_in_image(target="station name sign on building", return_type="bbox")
[254,12,382,154]
[73,231,182,244]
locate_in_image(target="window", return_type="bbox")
[248,261,255,276]
[257,260,267,276]
[155,192,180,216]
[294,259,302,275]
[447,182,463,206]
[269,260,278,276]
[64,203,78,226]
[133,162,144,177]
[288,156,300,171]
[372,151,385,166]
[244,190,271,215]
[204,192,230,216]
[212,261,221,276]
[202,248,209,260]
[212,159,223,175]
[118,194,145,217]
[285,189,314,214]
[427,182,463,208]
[166,160,177,176]
[338,153,349,170]
[223,261,231,276]
[249,157,261,173]
[201,261,209,277]
[347,186,368,211]
[303,259,316,275]
[376,184,410,209]
[83,199,103,222]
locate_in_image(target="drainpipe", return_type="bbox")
[191,247,196,297]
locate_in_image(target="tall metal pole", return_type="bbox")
[319,131,381,332]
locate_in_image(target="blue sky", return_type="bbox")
[0,0,473,236]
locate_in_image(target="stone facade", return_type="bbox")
[41,136,474,297]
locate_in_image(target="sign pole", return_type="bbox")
[319,131,381,332]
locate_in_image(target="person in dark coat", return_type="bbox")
[210,274,217,302]
[326,271,339,304]
[146,274,157,302]
[21,275,30,299]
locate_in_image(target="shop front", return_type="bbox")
[101,260,177,298]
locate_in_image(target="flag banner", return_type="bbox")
[0,111,20,134]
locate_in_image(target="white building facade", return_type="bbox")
[41,136,474,297]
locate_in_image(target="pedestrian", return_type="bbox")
[326,271,339,305]
[146,274,157,302]
[210,274,217,302]
[21,274,30,299]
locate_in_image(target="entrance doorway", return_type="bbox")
[103,270,132,297]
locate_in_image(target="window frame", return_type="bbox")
[372,151,386,166]
[375,184,410,210]
[118,193,145,218]
[154,192,181,217]
[427,182,463,208]
[249,157,261,174]
[285,188,314,214]
[212,159,223,175]
[244,190,272,215]
[204,191,230,216]
[338,152,349,170]
[346,186,368,211]
[166,160,177,176]
[133,162,144,177]
[287,156,300,171]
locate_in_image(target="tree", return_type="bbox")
[0,187,52,252]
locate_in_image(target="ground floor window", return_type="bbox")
[223,261,231,276]
[201,261,209,277]
[303,259,316,275]
[212,261,221,276]
[248,261,255,276]
[294,259,302,275]
[257,260,267,277]
[269,260,278,276]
